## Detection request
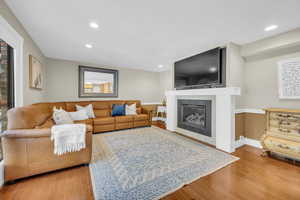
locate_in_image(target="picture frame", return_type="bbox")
[29,55,43,90]
[78,65,118,98]
[278,58,300,99]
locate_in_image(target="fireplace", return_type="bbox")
[177,99,212,137]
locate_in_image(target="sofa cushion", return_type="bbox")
[91,101,110,110]
[115,115,134,123]
[94,124,115,133]
[93,117,115,125]
[134,120,149,127]
[35,117,55,129]
[94,109,110,118]
[115,122,133,130]
[136,107,142,114]
[134,114,148,121]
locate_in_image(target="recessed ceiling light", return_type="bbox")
[89,22,99,29]
[264,25,278,32]
[85,44,93,48]
[158,65,164,68]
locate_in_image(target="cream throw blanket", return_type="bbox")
[51,124,86,155]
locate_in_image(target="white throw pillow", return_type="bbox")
[76,104,95,118]
[52,107,73,125]
[68,109,89,121]
[125,103,137,115]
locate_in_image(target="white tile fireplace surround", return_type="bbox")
[165,87,241,153]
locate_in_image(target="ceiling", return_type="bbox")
[5,0,300,71]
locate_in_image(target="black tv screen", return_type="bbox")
[175,48,224,89]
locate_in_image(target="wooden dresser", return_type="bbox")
[261,108,300,161]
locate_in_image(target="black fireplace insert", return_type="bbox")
[177,99,212,137]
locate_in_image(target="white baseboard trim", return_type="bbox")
[244,138,262,148]
[235,108,265,114]
[142,102,162,105]
[235,138,245,149]
[235,137,262,149]
[0,160,4,188]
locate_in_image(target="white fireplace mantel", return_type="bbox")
[165,87,241,153]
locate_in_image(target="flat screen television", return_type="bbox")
[174,47,226,89]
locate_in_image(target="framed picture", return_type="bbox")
[29,55,43,90]
[78,66,118,98]
[278,58,300,99]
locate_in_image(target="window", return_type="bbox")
[0,39,14,160]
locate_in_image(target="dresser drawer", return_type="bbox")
[269,119,300,128]
[263,136,300,160]
[270,112,300,122]
[269,126,300,139]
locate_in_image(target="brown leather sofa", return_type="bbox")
[1,100,152,182]
[53,100,153,133]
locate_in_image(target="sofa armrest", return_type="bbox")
[1,125,93,139]
[141,108,153,124]
[1,128,51,138]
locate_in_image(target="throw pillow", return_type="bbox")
[112,104,125,116]
[125,103,137,115]
[52,107,73,125]
[68,109,89,121]
[76,104,96,118]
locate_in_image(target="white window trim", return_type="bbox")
[0,15,24,107]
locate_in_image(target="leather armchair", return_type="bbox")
[1,105,93,182]
[1,128,92,182]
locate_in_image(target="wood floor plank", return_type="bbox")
[1,144,300,199]
[0,166,94,200]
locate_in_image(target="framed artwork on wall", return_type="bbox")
[78,65,118,98]
[278,58,300,99]
[29,55,43,90]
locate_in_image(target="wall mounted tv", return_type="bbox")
[174,47,226,89]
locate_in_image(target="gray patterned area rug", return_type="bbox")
[89,126,239,200]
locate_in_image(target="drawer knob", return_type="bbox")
[277,114,291,118]
[279,128,291,133]
[278,144,290,150]
[279,121,290,125]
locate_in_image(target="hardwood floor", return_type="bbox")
[1,145,300,199]
[0,166,94,200]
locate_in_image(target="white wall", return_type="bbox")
[158,67,174,100]
[45,58,162,103]
[0,0,46,105]
[241,28,300,59]
[226,43,245,108]
[161,33,300,110]
[240,28,300,109]
[242,51,300,109]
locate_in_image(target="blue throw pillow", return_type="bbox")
[112,104,125,116]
